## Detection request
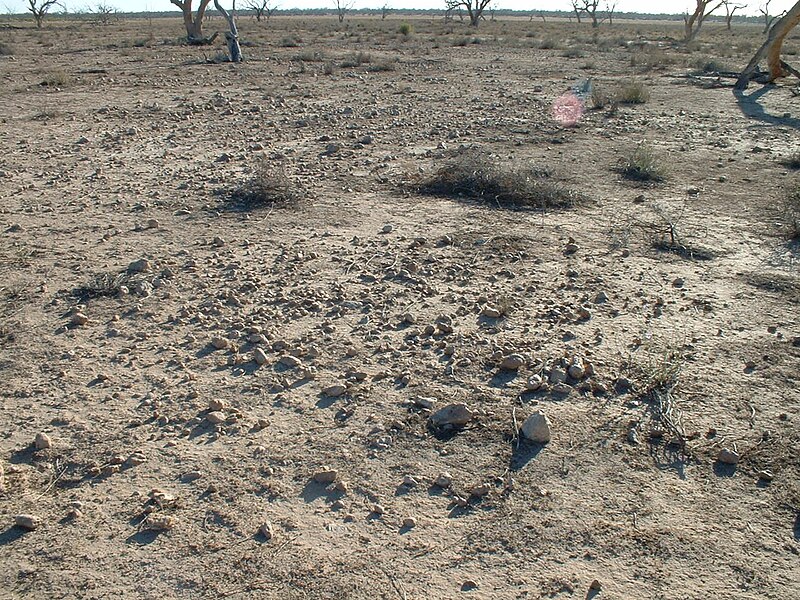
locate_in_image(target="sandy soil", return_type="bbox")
[0,14,799,600]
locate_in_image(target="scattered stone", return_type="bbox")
[211,337,229,350]
[127,451,147,466]
[430,403,474,427]
[279,355,302,368]
[589,579,602,592]
[576,307,592,321]
[142,514,176,531]
[402,312,416,324]
[402,516,417,528]
[259,521,275,540]
[14,514,40,531]
[434,472,453,488]
[413,396,436,410]
[402,475,418,487]
[567,356,586,380]
[525,374,544,391]
[521,410,552,443]
[253,348,269,365]
[146,219,159,229]
[482,305,503,318]
[181,471,203,482]
[322,384,347,398]
[371,503,385,515]
[499,353,525,370]
[381,224,394,234]
[127,258,151,274]
[757,470,774,482]
[461,580,478,591]
[313,468,338,484]
[551,382,572,395]
[549,368,567,384]
[594,291,609,304]
[208,399,225,412]
[718,448,740,465]
[34,433,52,450]
[70,312,89,327]
[564,241,579,255]
[469,483,491,498]
[206,411,226,425]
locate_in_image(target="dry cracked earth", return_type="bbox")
[0,14,799,600]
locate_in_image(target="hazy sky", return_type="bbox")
[3,0,796,18]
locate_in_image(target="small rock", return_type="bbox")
[430,403,474,427]
[549,368,567,384]
[70,312,89,327]
[461,580,478,591]
[259,521,275,540]
[127,258,151,274]
[521,410,551,443]
[525,374,544,391]
[381,224,394,234]
[279,355,302,368]
[482,305,503,318]
[434,472,453,488]
[402,312,416,324]
[253,348,269,365]
[589,579,602,591]
[322,384,347,398]
[146,219,159,229]
[206,411,226,425]
[564,242,579,255]
[371,503,385,515]
[551,382,572,395]
[34,433,52,450]
[181,471,203,482]
[469,483,491,498]
[127,451,147,466]
[718,448,740,465]
[413,396,436,410]
[757,470,774,482]
[208,399,225,412]
[142,514,176,531]
[402,475,418,487]
[402,516,417,528]
[211,337,229,350]
[313,468,338,484]
[594,291,609,303]
[499,353,525,370]
[567,356,585,380]
[14,514,40,531]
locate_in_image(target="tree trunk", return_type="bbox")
[214,0,242,62]
[736,2,800,88]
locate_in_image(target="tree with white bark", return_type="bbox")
[683,0,724,42]
[444,0,492,27]
[170,0,216,43]
[737,1,800,88]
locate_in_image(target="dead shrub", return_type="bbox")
[230,157,304,209]
[40,70,71,87]
[619,143,666,182]
[340,51,370,67]
[615,79,650,104]
[0,41,13,56]
[74,271,128,300]
[415,151,584,210]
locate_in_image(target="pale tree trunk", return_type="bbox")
[214,0,243,62]
[171,0,215,43]
[736,1,800,89]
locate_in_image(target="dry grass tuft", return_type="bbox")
[415,151,584,210]
[615,79,650,104]
[619,143,666,182]
[229,157,305,210]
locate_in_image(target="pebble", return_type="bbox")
[253,348,269,365]
[313,468,338,484]
[499,353,525,370]
[127,258,151,273]
[482,305,503,318]
[549,368,567,384]
[402,516,417,528]
[14,514,40,530]
[208,399,225,411]
[371,503,385,515]
[181,471,203,482]
[70,313,89,327]
[430,403,474,427]
[211,337,229,350]
[434,472,453,488]
[127,451,147,466]
[718,448,740,465]
[259,521,275,540]
[34,433,52,450]
[381,224,394,234]
[142,514,176,531]
[413,396,436,410]
[594,291,608,303]
[279,355,302,368]
[567,356,585,380]
[402,475,418,487]
[521,410,552,443]
[206,411,226,424]
[469,483,491,497]
[322,384,347,398]
[525,374,544,391]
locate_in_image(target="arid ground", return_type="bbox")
[0,13,799,599]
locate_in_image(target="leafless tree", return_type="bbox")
[683,0,723,42]
[95,2,117,24]
[27,0,61,27]
[445,0,492,27]
[571,0,582,23]
[246,0,275,21]
[335,0,353,23]
[721,0,746,30]
[381,3,390,19]
[606,1,616,25]
[759,0,787,32]
[170,0,216,43]
[572,0,602,28]
[737,1,800,88]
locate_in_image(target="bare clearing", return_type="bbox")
[1,15,799,599]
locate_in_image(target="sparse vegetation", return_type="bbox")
[416,151,584,210]
[229,157,304,209]
[74,271,128,300]
[40,70,71,87]
[614,79,650,104]
[398,22,412,36]
[0,41,13,56]
[782,151,800,170]
[784,181,800,239]
[340,51,370,67]
[619,143,666,182]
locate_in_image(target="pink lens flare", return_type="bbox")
[551,92,584,127]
